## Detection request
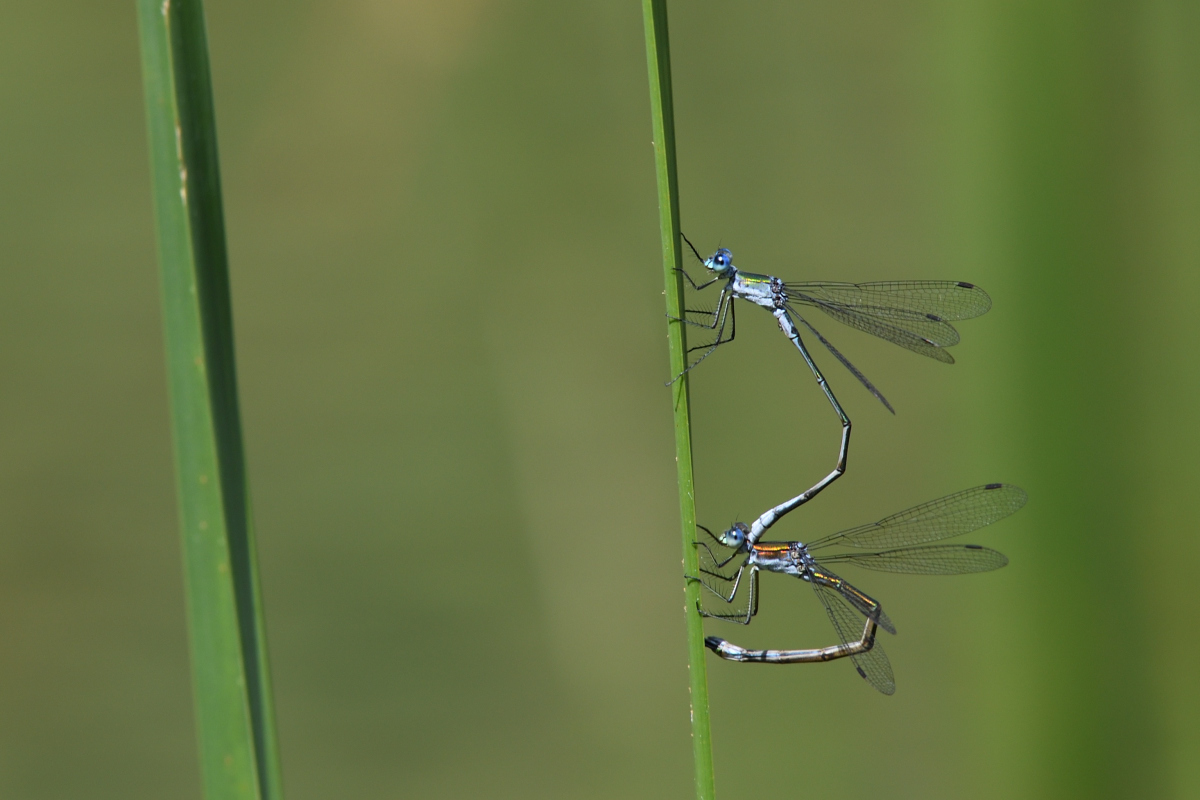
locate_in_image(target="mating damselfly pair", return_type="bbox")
[672,238,1025,694]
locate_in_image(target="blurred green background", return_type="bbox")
[2,1,1197,798]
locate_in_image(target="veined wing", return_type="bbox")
[813,581,895,695]
[811,568,896,634]
[786,280,991,363]
[787,280,991,321]
[807,483,1027,551]
[785,310,895,413]
[818,544,1009,574]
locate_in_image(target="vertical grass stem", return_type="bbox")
[136,1,283,797]
[641,2,717,798]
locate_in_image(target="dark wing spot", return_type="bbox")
[965,544,983,550]
[856,666,868,679]
[984,483,1003,490]
[926,313,943,322]
[957,281,976,289]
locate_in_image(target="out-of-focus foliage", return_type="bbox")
[0,2,1195,798]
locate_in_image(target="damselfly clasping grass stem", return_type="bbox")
[695,484,1028,694]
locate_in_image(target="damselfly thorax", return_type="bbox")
[746,541,813,578]
[728,271,787,310]
[745,542,797,573]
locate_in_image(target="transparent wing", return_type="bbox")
[786,310,895,413]
[694,530,757,623]
[787,280,992,321]
[786,301,954,363]
[807,484,1028,551]
[810,567,896,635]
[818,544,1009,574]
[785,280,991,363]
[813,581,895,695]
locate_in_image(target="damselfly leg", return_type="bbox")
[691,527,759,624]
[665,288,736,385]
[676,234,724,293]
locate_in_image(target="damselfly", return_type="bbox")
[673,236,992,414]
[672,237,993,513]
[692,483,1027,694]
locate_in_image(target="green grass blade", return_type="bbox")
[641,3,716,798]
[136,1,283,798]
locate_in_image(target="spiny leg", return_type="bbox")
[683,289,736,355]
[669,282,730,331]
[675,265,723,292]
[687,557,745,603]
[694,525,741,570]
[692,566,757,624]
[667,233,737,373]
[673,235,722,292]
[679,232,709,273]
[669,288,735,355]
[667,288,736,385]
[674,231,721,292]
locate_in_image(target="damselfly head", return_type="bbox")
[718,522,750,549]
[704,248,735,276]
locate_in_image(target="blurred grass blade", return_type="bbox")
[136,1,283,798]
[642,2,716,798]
